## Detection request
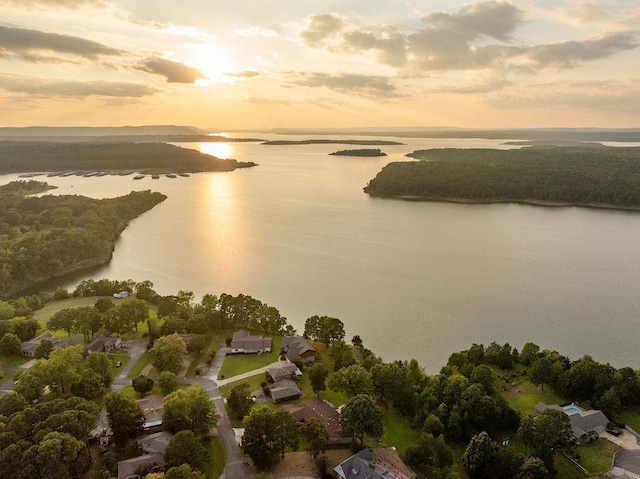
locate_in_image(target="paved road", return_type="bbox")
[182,347,254,479]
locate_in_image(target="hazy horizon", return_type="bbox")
[0,1,638,129]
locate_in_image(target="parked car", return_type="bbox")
[606,427,621,437]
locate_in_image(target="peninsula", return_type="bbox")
[0,142,256,175]
[364,145,640,210]
[329,148,387,157]
[0,181,166,297]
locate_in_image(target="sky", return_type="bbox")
[0,0,638,129]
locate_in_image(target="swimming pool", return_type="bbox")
[563,406,581,414]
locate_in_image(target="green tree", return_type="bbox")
[351,335,363,348]
[164,430,208,471]
[116,298,149,332]
[518,457,548,479]
[405,433,454,472]
[301,417,329,458]
[22,431,87,479]
[72,306,103,342]
[471,364,494,394]
[517,409,574,474]
[46,308,76,337]
[34,338,54,359]
[104,391,144,445]
[150,333,187,373]
[227,383,254,420]
[85,351,113,387]
[165,464,206,479]
[327,365,374,398]
[339,394,383,444]
[0,391,27,416]
[529,357,555,391]
[158,371,178,395]
[462,432,497,479]
[520,343,541,366]
[242,406,298,468]
[0,333,22,356]
[303,315,345,345]
[163,385,218,435]
[307,363,329,398]
[132,375,154,396]
[94,297,114,313]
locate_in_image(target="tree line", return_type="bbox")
[0,141,256,174]
[0,181,166,296]
[364,146,640,208]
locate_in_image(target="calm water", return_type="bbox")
[5,135,640,372]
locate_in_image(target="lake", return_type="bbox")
[5,134,640,372]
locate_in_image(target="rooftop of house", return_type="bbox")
[281,336,316,360]
[270,378,303,402]
[136,394,164,420]
[268,363,300,381]
[117,452,164,479]
[138,431,173,454]
[282,398,346,438]
[535,402,610,439]
[334,448,415,479]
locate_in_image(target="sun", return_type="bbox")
[187,42,236,84]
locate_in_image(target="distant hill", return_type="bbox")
[0,125,207,137]
[253,127,640,143]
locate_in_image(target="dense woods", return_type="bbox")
[0,181,166,296]
[329,148,387,157]
[364,146,640,208]
[0,141,256,174]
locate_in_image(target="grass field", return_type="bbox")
[380,408,421,452]
[219,373,265,398]
[218,335,282,379]
[555,439,619,478]
[203,437,225,479]
[127,351,153,379]
[619,408,640,432]
[186,329,235,378]
[500,379,567,416]
[107,353,130,375]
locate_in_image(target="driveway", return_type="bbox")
[111,338,147,391]
[601,430,640,450]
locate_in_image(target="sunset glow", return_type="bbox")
[0,0,638,129]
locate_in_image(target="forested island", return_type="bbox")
[364,146,640,209]
[329,148,387,157]
[0,142,256,174]
[0,181,166,297]
[262,139,403,146]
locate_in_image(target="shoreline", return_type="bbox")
[364,192,640,212]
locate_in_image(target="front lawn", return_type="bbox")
[500,379,567,416]
[127,351,153,379]
[619,408,640,432]
[186,329,235,378]
[107,353,130,375]
[555,439,619,479]
[219,374,265,398]
[297,373,347,408]
[218,335,282,379]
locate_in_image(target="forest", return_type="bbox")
[0,142,256,174]
[329,148,387,157]
[0,181,166,297]
[363,146,640,208]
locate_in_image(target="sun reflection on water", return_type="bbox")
[200,142,234,159]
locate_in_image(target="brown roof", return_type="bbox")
[136,394,164,420]
[281,336,316,361]
[282,398,346,438]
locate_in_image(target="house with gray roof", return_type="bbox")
[117,453,164,479]
[334,448,415,479]
[536,402,610,443]
[137,431,173,455]
[281,336,316,363]
[268,363,301,382]
[270,378,302,402]
[21,333,64,357]
[229,330,272,354]
[85,332,121,354]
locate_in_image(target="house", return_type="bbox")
[21,333,64,357]
[268,363,301,382]
[229,330,272,354]
[281,336,316,363]
[137,394,164,433]
[117,453,165,479]
[334,448,416,479]
[113,291,129,299]
[282,398,352,444]
[85,332,121,354]
[138,431,173,455]
[270,378,303,402]
[535,402,610,443]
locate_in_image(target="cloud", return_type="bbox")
[342,26,407,67]
[224,71,260,79]
[0,24,124,62]
[430,76,511,94]
[0,0,105,8]
[525,32,639,69]
[0,74,159,97]
[233,27,278,38]
[136,57,206,84]
[287,72,396,98]
[299,14,344,46]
